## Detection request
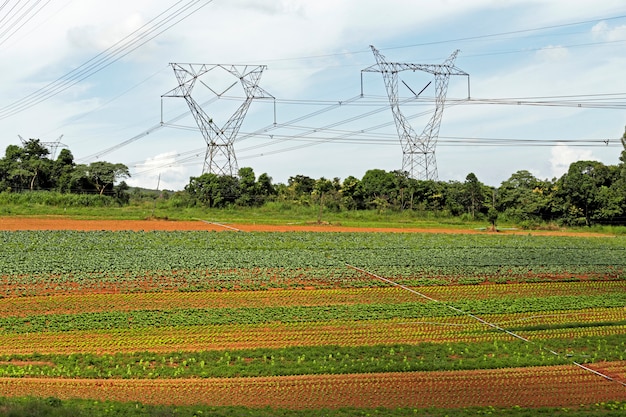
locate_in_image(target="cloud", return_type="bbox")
[592,21,626,41]
[127,151,190,190]
[535,45,570,62]
[2,1,625,191]
[549,143,596,178]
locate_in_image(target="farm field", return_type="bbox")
[0,217,625,415]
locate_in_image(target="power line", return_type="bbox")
[0,0,53,48]
[0,0,215,121]
[380,14,626,52]
[120,87,624,177]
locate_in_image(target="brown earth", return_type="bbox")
[0,363,625,409]
[0,216,611,236]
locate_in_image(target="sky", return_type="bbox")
[1,0,625,191]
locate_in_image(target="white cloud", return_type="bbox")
[127,151,190,190]
[592,21,626,41]
[1,1,626,190]
[549,143,597,178]
[535,45,570,62]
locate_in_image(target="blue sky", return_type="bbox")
[1,0,625,190]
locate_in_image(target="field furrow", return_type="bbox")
[1,363,625,409]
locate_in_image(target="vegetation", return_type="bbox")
[1,132,626,412]
[0,229,624,411]
[1,231,624,295]
[0,138,130,203]
[0,397,624,417]
[2,127,626,226]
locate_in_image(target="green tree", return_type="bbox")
[558,160,613,226]
[462,173,486,219]
[497,170,552,221]
[412,180,447,212]
[73,161,130,195]
[53,148,75,192]
[358,169,397,211]
[282,174,316,205]
[255,172,276,203]
[185,173,239,208]
[340,175,362,210]
[237,167,257,206]
[0,139,53,191]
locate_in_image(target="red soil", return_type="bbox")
[0,363,625,409]
[0,216,609,236]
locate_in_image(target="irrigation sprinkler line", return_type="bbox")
[194,218,247,232]
[345,263,626,387]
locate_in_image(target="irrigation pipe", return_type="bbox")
[194,218,246,232]
[345,263,626,387]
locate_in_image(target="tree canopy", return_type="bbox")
[0,139,130,201]
[4,130,626,227]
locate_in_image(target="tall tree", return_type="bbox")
[462,173,485,219]
[358,169,397,211]
[255,172,276,203]
[237,167,257,206]
[340,175,361,210]
[53,148,75,192]
[558,160,612,226]
[1,139,54,191]
[74,161,130,195]
[185,173,239,208]
[497,170,552,221]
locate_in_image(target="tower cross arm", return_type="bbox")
[363,46,467,76]
[363,62,468,76]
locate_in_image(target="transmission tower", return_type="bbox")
[362,46,469,180]
[162,63,273,176]
[18,134,67,159]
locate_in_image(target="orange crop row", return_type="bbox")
[0,363,624,409]
[425,280,626,301]
[1,315,624,356]
[0,287,421,318]
[4,281,624,318]
[0,318,489,355]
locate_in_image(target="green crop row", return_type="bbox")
[1,293,624,334]
[2,231,624,275]
[0,334,623,379]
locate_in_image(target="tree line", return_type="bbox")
[0,138,131,203]
[178,128,626,227]
[3,130,626,226]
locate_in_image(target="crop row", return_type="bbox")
[1,363,625,409]
[2,265,623,298]
[1,311,623,356]
[2,281,622,317]
[1,293,624,334]
[0,334,624,379]
[2,231,624,276]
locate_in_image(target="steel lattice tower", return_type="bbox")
[362,46,468,180]
[18,134,67,159]
[162,63,272,176]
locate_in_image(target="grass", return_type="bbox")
[0,397,624,417]
[0,194,526,231]
[5,190,626,234]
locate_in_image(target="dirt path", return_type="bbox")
[0,216,610,236]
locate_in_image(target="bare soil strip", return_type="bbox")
[0,363,625,409]
[0,216,609,236]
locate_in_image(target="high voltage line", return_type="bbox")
[85,91,626,164]
[4,6,622,178]
[0,0,215,121]
[0,0,53,48]
[87,89,625,178]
